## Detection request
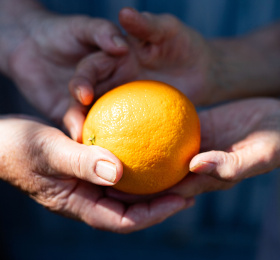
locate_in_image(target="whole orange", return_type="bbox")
[83,80,200,194]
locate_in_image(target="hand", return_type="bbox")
[69,7,220,105]
[5,6,128,125]
[169,98,280,198]
[66,7,221,140]
[118,8,220,105]
[0,116,193,233]
[67,8,280,142]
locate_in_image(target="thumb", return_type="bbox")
[72,16,128,54]
[38,130,123,186]
[189,141,276,182]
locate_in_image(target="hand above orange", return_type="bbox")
[64,7,219,140]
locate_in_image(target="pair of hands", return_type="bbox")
[3,6,280,233]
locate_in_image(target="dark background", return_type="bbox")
[1,0,280,259]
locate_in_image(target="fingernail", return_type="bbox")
[75,87,82,103]
[113,35,128,48]
[96,160,117,183]
[70,127,78,142]
[190,161,216,174]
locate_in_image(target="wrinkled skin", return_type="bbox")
[66,8,280,204]
[6,10,128,125]
[0,116,193,233]
[170,98,280,198]
[106,98,280,202]
[1,5,194,233]
[65,8,220,141]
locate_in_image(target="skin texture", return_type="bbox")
[0,1,195,233]
[1,0,128,125]
[106,98,280,203]
[67,8,280,205]
[171,98,280,198]
[1,3,280,232]
[0,116,194,233]
[66,8,280,141]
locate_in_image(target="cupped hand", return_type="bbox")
[0,116,193,233]
[7,8,128,125]
[170,98,280,198]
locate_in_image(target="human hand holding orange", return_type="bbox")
[169,98,280,198]
[0,116,193,233]
[65,7,280,205]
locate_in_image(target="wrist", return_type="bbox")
[207,24,280,103]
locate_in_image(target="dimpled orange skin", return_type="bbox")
[82,80,200,195]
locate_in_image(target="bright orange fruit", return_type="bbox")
[83,80,200,194]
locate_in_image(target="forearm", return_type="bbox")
[0,0,47,75]
[210,22,280,102]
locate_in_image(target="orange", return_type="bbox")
[82,80,200,194]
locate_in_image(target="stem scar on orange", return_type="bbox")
[83,80,200,194]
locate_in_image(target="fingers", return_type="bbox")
[105,187,156,203]
[116,195,194,233]
[119,7,179,44]
[189,137,279,182]
[71,183,195,233]
[63,100,87,143]
[72,16,128,54]
[198,98,280,151]
[69,52,118,106]
[36,128,123,186]
[195,99,280,182]
[68,18,129,108]
[169,172,235,198]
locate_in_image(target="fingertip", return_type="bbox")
[190,161,217,175]
[79,86,94,105]
[69,79,94,106]
[189,151,219,174]
[69,127,78,142]
[112,35,128,50]
[90,145,123,185]
[119,7,142,30]
[63,102,87,143]
[119,7,138,19]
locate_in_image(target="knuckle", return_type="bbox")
[218,152,241,182]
